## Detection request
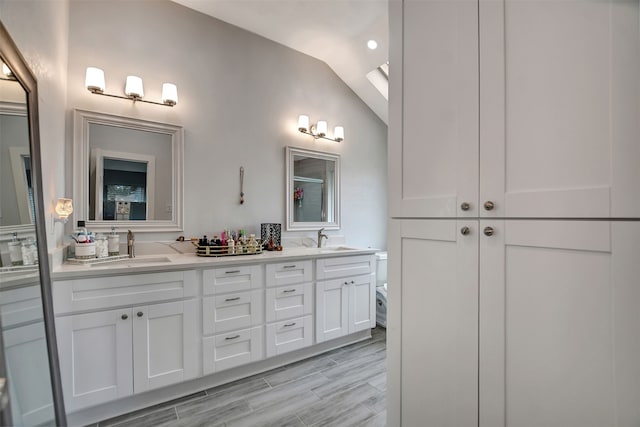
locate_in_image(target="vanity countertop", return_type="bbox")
[51,246,378,280]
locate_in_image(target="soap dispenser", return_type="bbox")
[108,227,120,256]
[8,232,23,266]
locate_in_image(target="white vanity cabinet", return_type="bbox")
[201,265,264,375]
[0,283,54,426]
[53,271,199,412]
[315,255,375,343]
[265,260,314,357]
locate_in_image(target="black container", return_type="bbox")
[260,223,281,249]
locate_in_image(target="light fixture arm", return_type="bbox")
[88,90,175,107]
[298,127,342,143]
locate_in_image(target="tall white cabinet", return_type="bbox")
[389,0,640,426]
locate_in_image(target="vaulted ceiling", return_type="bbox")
[171,0,389,124]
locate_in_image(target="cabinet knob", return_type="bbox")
[484,201,495,211]
[460,226,471,236]
[137,311,143,317]
[460,202,471,211]
[121,314,128,320]
[483,226,495,237]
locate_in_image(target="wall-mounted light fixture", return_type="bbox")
[85,67,178,107]
[297,115,344,142]
[53,198,74,225]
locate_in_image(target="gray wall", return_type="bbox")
[0,114,30,226]
[66,0,387,249]
[2,0,387,250]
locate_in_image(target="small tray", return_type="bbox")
[66,255,130,265]
[193,241,263,257]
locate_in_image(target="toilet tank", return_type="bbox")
[375,252,387,286]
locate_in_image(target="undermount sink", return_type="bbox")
[319,246,357,252]
[90,256,172,267]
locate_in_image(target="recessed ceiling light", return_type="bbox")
[367,40,378,50]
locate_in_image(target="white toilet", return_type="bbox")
[375,252,388,328]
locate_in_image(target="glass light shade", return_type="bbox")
[85,67,105,93]
[297,115,309,132]
[55,198,74,220]
[125,75,144,99]
[333,126,344,142]
[162,83,178,106]
[316,120,328,137]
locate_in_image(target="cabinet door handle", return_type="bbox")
[121,314,128,320]
[460,202,471,211]
[283,322,296,327]
[137,311,143,317]
[282,265,296,269]
[225,296,241,302]
[483,226,495,237]
[283,289,296,293]
[225,270,240,274]
[350,280,355,284]
[225,335,240,340]
[460,226,470,236]
[484,201,495,211]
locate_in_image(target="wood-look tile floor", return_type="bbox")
[94,328,386,427]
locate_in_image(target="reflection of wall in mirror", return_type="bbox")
[293,156,334,223]
[1,112,32,226]
[88,123,172,221]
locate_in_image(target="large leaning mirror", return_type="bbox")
[286,146,340,231]
[0,21,66,426]
[73,109,184,232]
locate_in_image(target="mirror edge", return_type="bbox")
[285,146,341,231]
[73,108,184,233]
[0,21,67,426]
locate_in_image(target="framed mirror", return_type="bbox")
[286,146,340,231]
[73,109,184,232]
[1,21,66,426]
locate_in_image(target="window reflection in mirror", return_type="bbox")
[286,147,340,231]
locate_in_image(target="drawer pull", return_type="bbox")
[225,297,241,302]
[282,265,296,269]
[350,280,355,284]
[225,270,241,274]
[137,311,143,317]
[121,314,128,320]
[283,289,296,293]
[225,335,240,340]
[283,322,296,327]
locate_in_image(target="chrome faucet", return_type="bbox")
[317,228,328,248]
[127,230,135,258]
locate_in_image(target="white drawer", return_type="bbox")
[203,289,264,335]
[0,284,43,329]
[266,315,313,357]
[203,326,263,375]
[316,255,374,280]
[266,260,312,287]
[265,283,313,323]
[203,265,263,295]
[53,271,198,314]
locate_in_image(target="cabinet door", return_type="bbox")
[387,219,478,427]
[348,274,375,332]
[389,0,479,218]
[480,0,640,218]
[315,279,349,342]
[3,322,53,426]
[265,283,312,323]
[133,299,198,393]
[480,220,640,427]
[56,308,133,412]
[203,289,264,335]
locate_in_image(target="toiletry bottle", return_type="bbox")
[248,234,258,253]
[108,227,120,256]
[8,232,23,266]
[227,233,235,255]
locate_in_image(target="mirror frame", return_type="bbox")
[73,109,184,232]
[0,21,67,425]
[286,146,341,231]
